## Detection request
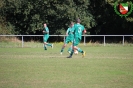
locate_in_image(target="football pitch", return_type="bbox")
[0,44,133,88]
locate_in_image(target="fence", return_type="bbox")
[0,35,133,47]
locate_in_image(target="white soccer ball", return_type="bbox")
[74,50,78,55]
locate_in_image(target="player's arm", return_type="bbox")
[43,30,49,34]
[83,28,87,34]
[43,31,49,34]
[66,28,69,35]
[43,27,49,34]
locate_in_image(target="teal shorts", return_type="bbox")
[73,37,81,46]
[65,36,73,44]
[43,35,49,42]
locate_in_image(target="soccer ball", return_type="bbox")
[74,50,78,55]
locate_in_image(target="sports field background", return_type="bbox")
[0,43,133,88]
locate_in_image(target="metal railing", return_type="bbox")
[0,35,133,47]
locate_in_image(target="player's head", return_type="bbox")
[76,18,81,23]
[44,23,47,27]
[70,22,74,27]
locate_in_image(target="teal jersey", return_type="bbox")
[74,23,85,39]
[44,27,49,36]
[66,26,74,38]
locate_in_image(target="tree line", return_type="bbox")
[0,0,133,41]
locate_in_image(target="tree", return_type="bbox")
[0,0,95,35]
[1,0,133,40]
[89,0,133,35]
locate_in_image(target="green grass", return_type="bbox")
[0,43,133,88]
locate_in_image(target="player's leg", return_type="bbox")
[46,43,53,48]
[45,36,53,48]
[60,37,69,54]
[67,38,85,58]
[44,42,47,50]
[46,43,52,47]
[77,47,83,53]
[76,47,85,57]
[67,38,77,58]
[67,45,72,53]
[67,38,73,53]
[74,38,85,57]
[60,43,67,54]
[73,46,85,57]
[43,36,47,50]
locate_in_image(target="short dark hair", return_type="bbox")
[70,21,74,25]
[76,18,81,23]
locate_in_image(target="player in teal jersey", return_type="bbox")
[60,22,74,54]
[67,19,86,58]
[43,23,53,50]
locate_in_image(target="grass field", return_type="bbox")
[0,43,133,88]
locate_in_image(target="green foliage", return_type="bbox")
[89,0,133,35]
[0,0,133,35]
[0,16,14,35]
[0,0,95,35]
